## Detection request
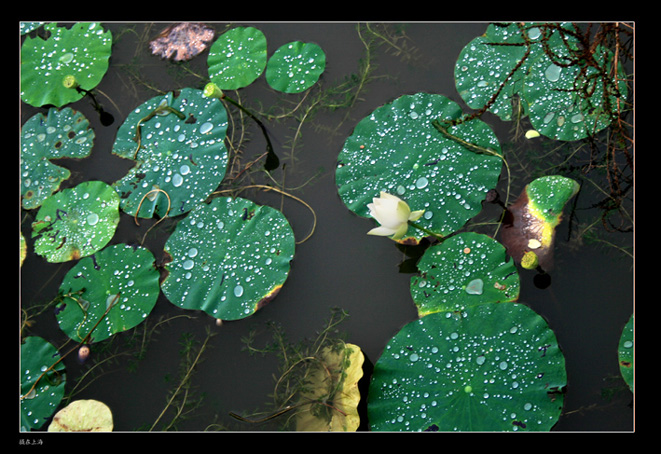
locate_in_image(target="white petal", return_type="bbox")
[367,226,397,237]
[409,210,425,221]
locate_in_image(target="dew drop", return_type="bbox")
[465,278,483,295]
[86,213,99,226]
[183,259,195,270]
[409,353,419,362]
[544,64,562,82]
[172,173,183,187]
[234,285,244,297]
[200,122,213,134]
[415,177,429,189]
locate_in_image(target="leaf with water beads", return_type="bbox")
[367,303,567,431]
[410,232,520,317]
[618,315,633,392]
[336,92,502,244]
[20,22,112,108]
[207,26,268,90]
[21,107,95,210]
[161,196,295,321]
[111,87,229,219]
[20,336,67,431]
[31,181,120,263]
[55,243,160,343]
[266,41,326,94]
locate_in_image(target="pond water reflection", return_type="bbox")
[20,22,633,433]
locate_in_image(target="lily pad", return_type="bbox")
[112,88,229,219]
[20,336,67,431]
[336,92,502,243]
[161,196,295,321]
[411,232,520,317]
[149,22,215,62]
[31,181,120,263]
[295,342,365,431]
[48,399,114,432]
[21,107,95,210]
[500,175,579,270]
[207,26,267,90]
[618,315,633,392]
[21,22,112,107]
[368,303,566,431]
[266,41,326,93]
[55,243,160,343]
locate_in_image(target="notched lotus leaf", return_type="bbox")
[21,107,95,210]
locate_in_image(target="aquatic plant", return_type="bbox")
[336,92,502,244]
[161,196,295,322]
[149,23,215,62]
[367,191,425,240]
[20,336,67,431]
[47,399,113,432]
[21,22,112,108]
[368,303,566,431]
[31,181,120,263]
[20,107,95,210]
[618,315,633,392]
[266,41,326,94]
[207,26,268,90]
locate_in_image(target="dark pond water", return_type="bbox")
[20,22,634,434]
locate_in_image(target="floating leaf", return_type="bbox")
[31,181,120,263]
[149,22,215,62]
[500,175,579,271]
[411,232,520,317]
[21,107,95,210]
[295,343,365,431]
[455,23,628,141]
[20,336,66,431]
[336,92,502,244]
[162,196,295,321]
[266,41,326,93]
[55,243,160,343]
[523,43,628,141]
[48,399,113,432]
[112,88,229,219]
[618,315,634,392]
[368,303,566,431]
[20,232,27,266]
[207,26,267,90]
[21,22,112,107]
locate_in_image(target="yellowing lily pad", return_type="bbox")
[47,399,113,432]
[295,342,365,431]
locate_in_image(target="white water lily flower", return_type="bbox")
[367,192,425,240]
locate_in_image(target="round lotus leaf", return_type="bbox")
[207,26,267,90]
[266,41,326,93]
[618,315,633,392]
[336,92,502,243]
[368,303,566,431]
[31,181,120,263]
[526,175,580,227]
[523,43,628,141]
[55,243,160,343]
[411,232,520,317]
[21,22,112,107]
[162,196,295,321]
[455,23,532,121]
[20,336,66,431]
[112,88,229,219]
[21,107,95,210]
[48,399,113,432]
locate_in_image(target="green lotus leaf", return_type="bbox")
[207,26,267,90]
[20,336,67,431]
[266,41,326,93]
[411,232,520,317]
[21,107,95,210]
[618,315,633,392]
[162,196,295,321]
[111,88,229,219]
[523,43,628,141]
[55,243,160,343]
[21,22,112,107]
[368,303,567,431]
[31,181,120,263]
[336,92,502,243]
